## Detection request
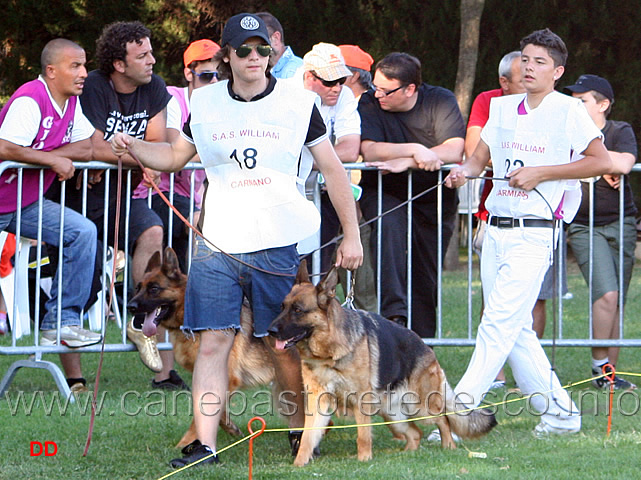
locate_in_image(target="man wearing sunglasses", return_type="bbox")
[298,43,361,271]
[358,52,465,338]
[111,13,362,469]
[132,39,219,277]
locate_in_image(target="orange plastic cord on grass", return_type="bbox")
[247,416,266,480]
[603,363,616,437]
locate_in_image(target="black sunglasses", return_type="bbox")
[191,70,218,83]
[235,44,272,58]
[311,71,347,88]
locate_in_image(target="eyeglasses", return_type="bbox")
[235,44,272,58]
[311,72,347,88]
[190,70,218,83]
[373,84,405,97]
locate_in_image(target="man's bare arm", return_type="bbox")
[0,138,83,181]
[309,138,363,270]
[507,137,612,191]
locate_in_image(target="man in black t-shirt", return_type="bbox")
[358,52,465,338]
[75,21,184,388]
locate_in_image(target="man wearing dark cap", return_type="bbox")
[111,12,362,468]
[564,74,638,391]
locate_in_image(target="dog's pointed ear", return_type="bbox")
[146,251,162,273]
[295,260,310,284]
[162,247,180,275]
[316,266,338,308]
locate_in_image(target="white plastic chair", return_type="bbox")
[0,231,32,338]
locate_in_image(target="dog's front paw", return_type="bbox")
[357,450,373,462]
[293,453,312,467]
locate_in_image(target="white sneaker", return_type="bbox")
[533,421,580,439]
[41,326,102,348]
[427,429,461,443]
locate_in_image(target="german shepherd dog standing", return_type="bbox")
[127,247,275,447]
[268,262,497,466]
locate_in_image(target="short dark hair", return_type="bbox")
[96,21,151,75]
[375,52,422,88]
[519,28,567,67]
[41,38,83,74]
[255,12,284,42]
[347,66,372,90]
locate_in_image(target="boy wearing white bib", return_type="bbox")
[445,29,612,438]
[112,13,362,468]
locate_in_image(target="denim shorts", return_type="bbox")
[183,238,299,336]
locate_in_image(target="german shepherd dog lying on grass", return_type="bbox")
[127,247,275,447]
[268,262,497,466]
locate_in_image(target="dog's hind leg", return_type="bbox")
[381,413,422,451]
[176,419,197,448]
[219,405,242,437]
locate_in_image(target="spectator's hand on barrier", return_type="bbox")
[444,166,468,189]
[603,174,621,189]
[413,145,443,171]
[335,234,363,271]
[52,155,75,181]
[365,157,414,174]
[141,168,160,188]
[111,132,134,158]
[506,166,542,191]
[76,169,104,189]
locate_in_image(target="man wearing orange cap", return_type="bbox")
[339,45,374,99]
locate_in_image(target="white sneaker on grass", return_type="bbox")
[426,429,461,443]
[41,326,102,348]
[533,421,580,439]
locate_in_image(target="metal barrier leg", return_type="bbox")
[0,358,74,404]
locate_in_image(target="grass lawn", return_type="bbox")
[2,253,641,479]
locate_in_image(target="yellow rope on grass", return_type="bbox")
[155,370,638,479]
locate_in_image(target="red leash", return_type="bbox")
[83,159,123,456]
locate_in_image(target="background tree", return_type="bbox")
[2,0,640,267]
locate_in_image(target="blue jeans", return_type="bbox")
[0,199,97,329]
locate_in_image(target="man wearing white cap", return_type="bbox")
[299,43,361,270]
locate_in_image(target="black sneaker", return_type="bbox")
[180,439,201,456]
[288,431,320,458]
[592,366,637,390]
[170,444,219,469]
[152,370,190,391]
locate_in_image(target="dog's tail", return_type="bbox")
[443,381,497,439]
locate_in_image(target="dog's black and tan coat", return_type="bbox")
[269,261,497,466]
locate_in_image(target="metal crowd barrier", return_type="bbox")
[1,161,640,402]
